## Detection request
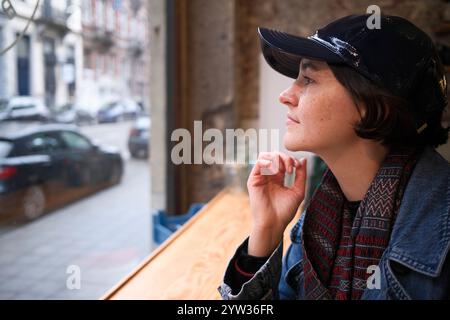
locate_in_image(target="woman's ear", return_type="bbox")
[354,101,367,120]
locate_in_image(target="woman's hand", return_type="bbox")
[247,152,307,257]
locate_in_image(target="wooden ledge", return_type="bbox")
[102,188,301,300]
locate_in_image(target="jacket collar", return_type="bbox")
[387,147,450,277]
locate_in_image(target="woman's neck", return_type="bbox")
[318,141,390,202]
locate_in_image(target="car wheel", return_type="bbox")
[110,162,122,185]
[22,186,46,220]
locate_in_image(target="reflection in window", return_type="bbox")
[60,131,92,150]
[27,134,62,153]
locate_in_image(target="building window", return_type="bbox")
[96,54,103,76]
[120,10,128,38]
[115,6,120,33]
[111,54,117,76]
[103,55,108,74]
[131,19,137,40]
[139,19,146,42]
[106,0,115,32]
[84,49,93,70]
[96,0,104,30]
[82,0,93,25]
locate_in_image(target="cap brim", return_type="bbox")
[258,27,344,79]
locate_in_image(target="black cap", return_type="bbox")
[258,14,448,131]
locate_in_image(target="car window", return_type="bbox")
[60,131,92,150]
[57,104,72,113]
[0,141,12,158]
[102,103,116,111]
[26,133,63,154]
[11,104,35,110]
[0,100,8,113]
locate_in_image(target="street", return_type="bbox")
[0,122,154,300]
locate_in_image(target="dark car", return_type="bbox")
[0,122,123,222]
[128,116,150,158]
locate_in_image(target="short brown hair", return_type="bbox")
[329,64,449,149]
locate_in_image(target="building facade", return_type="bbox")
[0,0,149,112]
[0,0,83,109]
[80,0,149,112]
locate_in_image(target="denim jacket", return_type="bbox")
[219,147,450,300]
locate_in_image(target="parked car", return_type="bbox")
[128,116,150,158]
[97,102,125,123]
[0,98,10,121]
[0,122,123,222]
[97,100,142,123]
[122,99,143,119]
[0,97,51,122]
[0,99,8,115]
[55,103,96,126]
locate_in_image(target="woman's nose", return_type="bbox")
[279,85,299,108]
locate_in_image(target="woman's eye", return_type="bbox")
[303,76,313,85]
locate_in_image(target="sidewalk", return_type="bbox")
[0,161,153,300]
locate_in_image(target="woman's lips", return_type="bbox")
[286,115,300,126]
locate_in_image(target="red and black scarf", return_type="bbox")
[301,146,422,300]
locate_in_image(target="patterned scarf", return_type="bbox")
[301,146,422,300]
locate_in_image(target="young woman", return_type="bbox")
[219,14,450,300]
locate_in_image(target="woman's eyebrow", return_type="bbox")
[300,60,320,73]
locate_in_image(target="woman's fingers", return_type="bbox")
[292,158,307,197]
[249,153,307,194]
[254,159,271,172]
[250,156,275,179]
[253,152,297,176]
[277,152,295,174]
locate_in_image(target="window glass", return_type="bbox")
[27,133,63,153]
[60,131,92,150]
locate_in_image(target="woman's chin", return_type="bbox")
[283,134,304,152]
